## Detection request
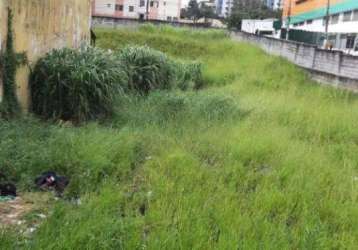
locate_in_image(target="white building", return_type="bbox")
[241,19,278,36]
[286,9,358,52]
[215,0,233,18]
[92,0,182,21]
[282,0,358,53]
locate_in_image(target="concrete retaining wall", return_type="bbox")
[231,31,358,92]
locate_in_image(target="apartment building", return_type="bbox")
[216,0,233,17]
[266,0,283,10]
[92,0,181,21]
[282,0,358,51]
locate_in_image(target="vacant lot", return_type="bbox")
[1,25,357,249]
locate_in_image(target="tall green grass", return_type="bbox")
[30,47,125,122]
[1,25,357,249]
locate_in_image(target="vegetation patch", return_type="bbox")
[118,45,203,93]
[118,46,174,93]
[114,91,240,128]
[30,45,203,122]
[1,26,358,249]
[30,47,125,122]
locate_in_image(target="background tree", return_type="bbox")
[199,2,217,23]
[184,0,201,23]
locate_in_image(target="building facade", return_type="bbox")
[266,0,283,10]
[92,0,182,21]
[216,0,233,17]
[0,0,91,110]
[282,0,358,52]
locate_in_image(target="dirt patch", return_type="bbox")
[0,197,33,226]
[0,192,53,231]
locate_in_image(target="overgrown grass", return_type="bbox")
[30,47,125,122]
[30,44,203,122]
[1,25,357,249]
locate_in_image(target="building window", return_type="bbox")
[306,19,313,25]
[330,14,339,24]
[353,10,358,21]
[140,0,145,7]
[322,17,327,26]
[115,4,123,11]
[107,4,112,8]
[346,35,356,49]
[149,1,158,7]
[343,11,352,22]
[129,6,134,12]
[328,35,337,47]
[338,35,347,49]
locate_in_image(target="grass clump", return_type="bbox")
[118,46,173,93]
[30,47,126,122]
[114,91,240,128]
[118,45,203,93]
[174,61,203,90]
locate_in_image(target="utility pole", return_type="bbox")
[285,0,292,40]
[324,0,331,44]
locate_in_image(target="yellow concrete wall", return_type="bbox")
[0,0,91,111]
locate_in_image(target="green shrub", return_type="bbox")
[118,46,174,94]
[30,47,126,122]
[118,45,204,93]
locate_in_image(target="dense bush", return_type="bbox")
[30,47,126,122]
[118,46,174,94]
[118,45,203,93]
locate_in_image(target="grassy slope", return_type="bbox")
[1,25,357,249]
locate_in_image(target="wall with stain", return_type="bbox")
[0,0,7,103]
[0,0,91,111]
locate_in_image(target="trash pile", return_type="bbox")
[0,171,69,230]
[35,171,69,196]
